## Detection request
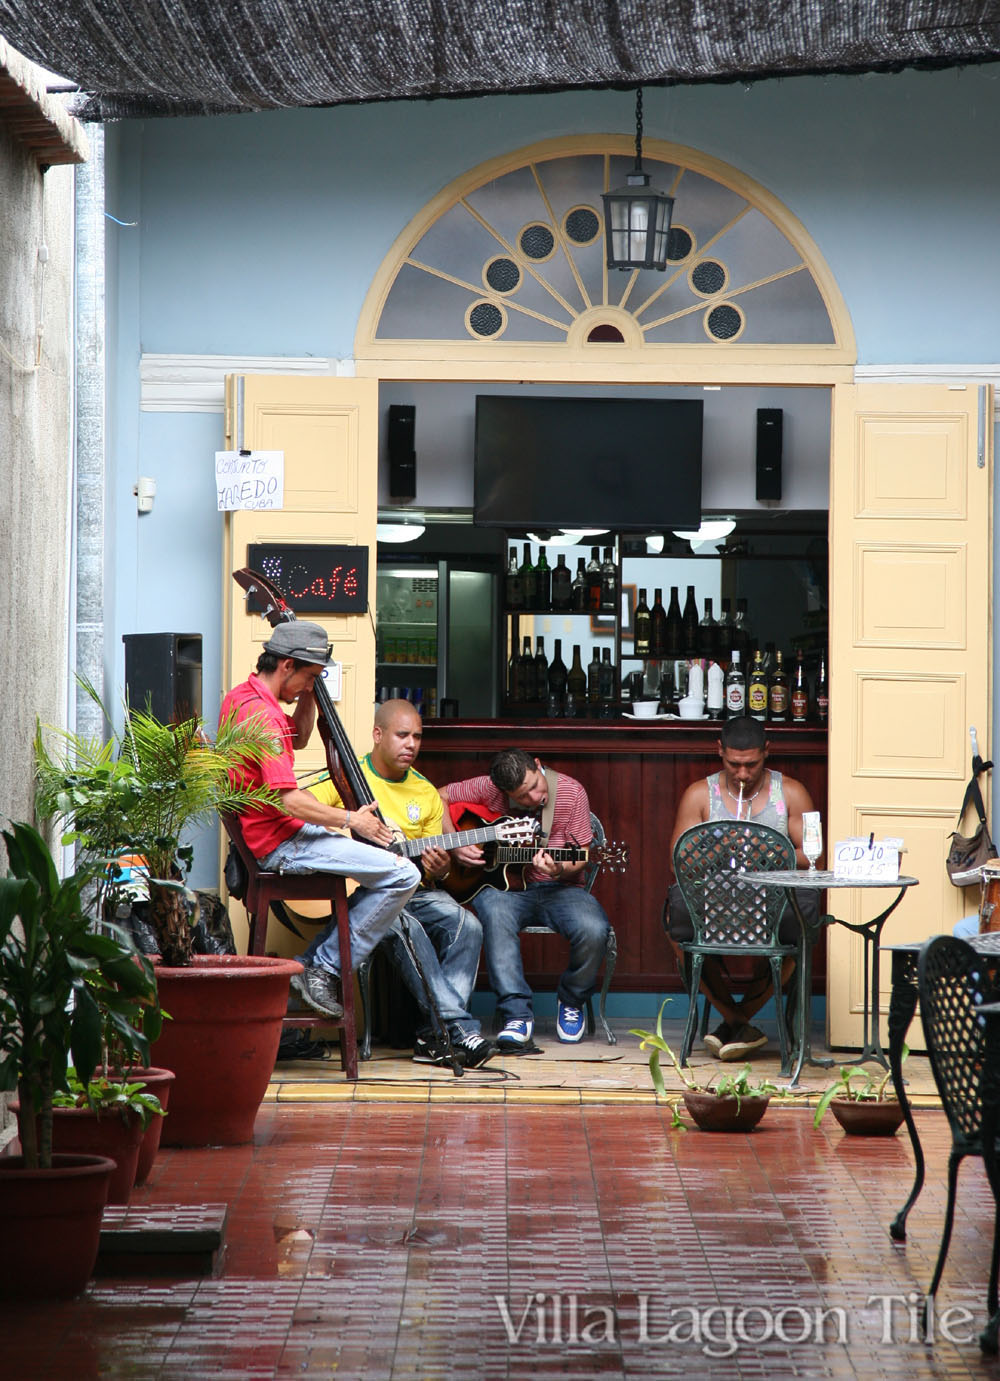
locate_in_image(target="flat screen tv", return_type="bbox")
[474,395,703,531]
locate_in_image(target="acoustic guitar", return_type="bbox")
[443,811,629,903]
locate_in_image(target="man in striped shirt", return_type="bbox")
[442,749,611,1049]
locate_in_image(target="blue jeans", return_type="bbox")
[260,824,419,976]
[387,888,484,1038]
[472,881,611,1025]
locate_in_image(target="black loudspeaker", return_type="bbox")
[755,407,783,501]
[123,633,203,723]
[388,404,417,500]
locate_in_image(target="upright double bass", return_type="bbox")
[232,566,376,827]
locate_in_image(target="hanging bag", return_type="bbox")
[946,772,998,884]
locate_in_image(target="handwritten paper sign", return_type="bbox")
[216,450,284,511]
[833,837,904,881]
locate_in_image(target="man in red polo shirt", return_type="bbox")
[221,621,419,1019]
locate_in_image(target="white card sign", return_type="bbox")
[833,837,904,881]
[321,663,343,702]
[215,450,284,511]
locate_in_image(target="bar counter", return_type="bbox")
[420,719,828,996]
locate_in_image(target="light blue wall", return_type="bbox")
[124,67,1000,362]
[102,65,1000,885]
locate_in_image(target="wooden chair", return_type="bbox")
[672,821,799,1072]
[220,813,358,1080]
[519,811,618,1045]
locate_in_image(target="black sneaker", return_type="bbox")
[453,1032,497,1069]
[413,1034,450,1065]
[703,1023,732,1058]
[290,965,344,1019]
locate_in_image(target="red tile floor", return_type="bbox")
[2,1104,998,1380]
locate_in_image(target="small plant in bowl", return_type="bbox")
[53,1067,164,1128]
[632,1000,779,1131]
[812,1060,906,1137]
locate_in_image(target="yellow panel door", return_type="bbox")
[828,382,992,1049]
[221,374,378,952]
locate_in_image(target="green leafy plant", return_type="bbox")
[631,1000,779,1128]
[0,822,160,1169]
[812,1056,904,1129]
[34,679,283,966]
[53,1067,164,1131]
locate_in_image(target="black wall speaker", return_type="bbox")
[388,404,417,500]
[755,407,783,501]
[123,633,203,723]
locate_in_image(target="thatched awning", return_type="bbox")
[0,1,998,122]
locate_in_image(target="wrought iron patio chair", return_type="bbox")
[917,934,1000,1343]
[671,820,799,1072]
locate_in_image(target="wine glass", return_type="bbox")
[802,811,823,871]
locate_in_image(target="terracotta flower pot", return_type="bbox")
[118,1066,176,1184]
[13,1101,145,1205]
[829,1096,905,1136]
[682,1089,772,1132]
[0,1154,115,1299]
[150,954,302,1146]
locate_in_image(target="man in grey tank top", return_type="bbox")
[665,717,820,1061]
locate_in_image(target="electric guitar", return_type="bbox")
[443,819,629,903]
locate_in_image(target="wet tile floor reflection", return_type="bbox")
[2,1102,996,1380]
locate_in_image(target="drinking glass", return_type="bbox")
[802,811,823,871]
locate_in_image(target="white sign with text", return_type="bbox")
[215,450,284,511]
[833,837,904,881]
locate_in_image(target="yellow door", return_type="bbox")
[827,382,992,1049]
[221,374,378,952]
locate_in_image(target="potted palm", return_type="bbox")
[0,822,159,1297]
[34,686,303,1146]
[632,1001,779,1131]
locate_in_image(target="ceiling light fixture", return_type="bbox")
[602,87,674,273]
[376,522,426,544]
[672,518,737,552]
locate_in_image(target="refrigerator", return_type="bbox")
[376,558,500,718]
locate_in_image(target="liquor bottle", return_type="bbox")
[717,597,733,664]
[725,650,746,717]
[682,585,700,658]
[518,635,535,702]
[665,586,683,658]
[699,597,717,664]
[505,546,524,610]
[533,636,548,705]
[535,545,551,612]
[650,588,668,658]
[768,649,789,722]
[748,650,768,721]
[634,588,652,658]
[551,553,572,611]
[599,546,617,613]
[519,543,537,612]
[815,652,829,724]
[571,558,588,612]
[730,598,748,661]
[587,646,602,710]
[507,639,518,701]
[586,547,602,612]
[567,644,587,714]
[790,649,809,723]
[547,639,568,705]
[599,648,616,706]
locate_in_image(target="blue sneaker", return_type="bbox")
[556,1000,585,1043]
[497,1018,534,1049]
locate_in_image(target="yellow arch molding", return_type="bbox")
[355,134,856,385]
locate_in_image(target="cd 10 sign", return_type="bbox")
[247,544,369,615]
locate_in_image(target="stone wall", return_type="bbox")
[0,43,86,1146]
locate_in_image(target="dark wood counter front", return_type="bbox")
[419,720,829,997]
